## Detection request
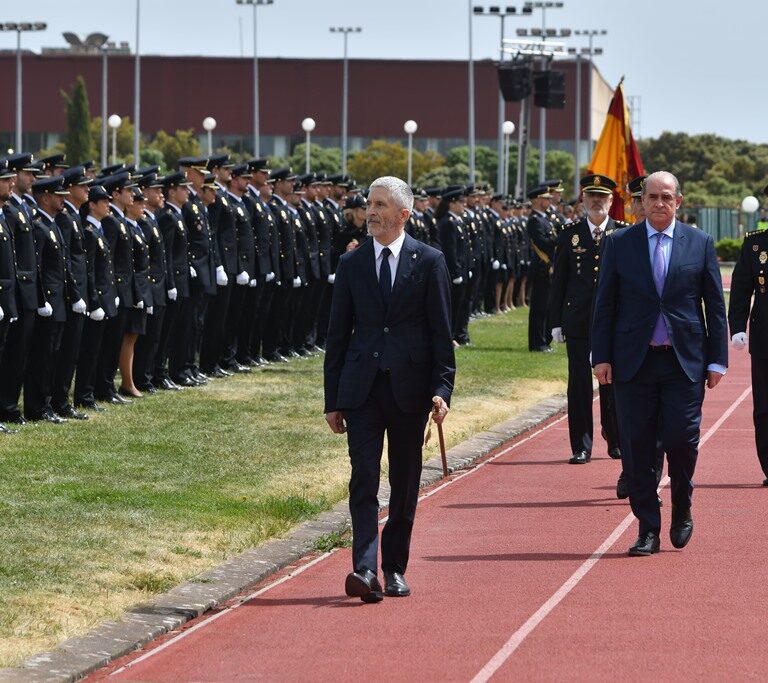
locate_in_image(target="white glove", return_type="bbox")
[731,332,748,351]
[469,270,473,279]
[492,260,500,271]
[135,300,144,309]
[501,264,507,270]
[216,265,228,286]
[236,271,249,286]
[147,306,154,315]
[167,287,178,301]
[115,297,120,307]
[190,266,198,279]
[10,317,18,323]
[327,273,335,284]
[37,302,53,317]
[552,327,565,343]
[452,276,464,285]
[0,304,3,321]
[72,298,87,314]
[266,271,276,283]
[89,307,105,321]
[292,276,302,288]
[249,278,258,288]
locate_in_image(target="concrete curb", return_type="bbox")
[1,394,566,683]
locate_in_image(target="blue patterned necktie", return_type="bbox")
[379,247,392,310]
[651,232,669,345]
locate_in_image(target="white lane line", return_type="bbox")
[470,385,752,683]
[108,412,570,675]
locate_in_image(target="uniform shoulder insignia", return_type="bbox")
[745,229,764,238]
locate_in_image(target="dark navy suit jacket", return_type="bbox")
[324,232,455,414]
[592,221,728,383]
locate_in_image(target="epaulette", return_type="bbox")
[614,220,630,227]
[745,229,765,238]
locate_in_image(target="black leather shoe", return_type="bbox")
[286,349,301,359]
[28,411,67,424]
[207,367,227,378]
[157,378,181,391]
[296,347,311,357]
[227,363,252,373]
[265,353,288,363]
[172,376,198,388]
[533,345,554,353]
[670,506,693,549]
[75,401,106,413]
[307,345,322,354]
[608,447,622,459]
[0,423,19,434]
[254,355,269,365]
[383,571,411,597]
[2,414,26,425]
[616,472,629,499]
[344,569,384,603]
[55,406,89,420]
[192,371,209,384]
[106,394,132,405]
[628,532,660,556]
[569,451,591,464]
[136,384,158,394]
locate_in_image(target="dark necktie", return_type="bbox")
[593,225,602,243]
[379,246,392,310]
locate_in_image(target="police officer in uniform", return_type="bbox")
[51,166,91,420]
[728,220,768,485]
[312,172,334,350]
[544,178,567,235]
[436,187,469,345]
[527,185,557,352]
[295,173,324,355]
[0,160,19,433]
[550,174,623,463]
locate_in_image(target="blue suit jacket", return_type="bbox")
[592,221,728,383]
[324,232,455,414]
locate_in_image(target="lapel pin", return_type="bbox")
[412,253,417,259]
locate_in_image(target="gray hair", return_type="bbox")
[369,176,414,212]
[642,171,682,197]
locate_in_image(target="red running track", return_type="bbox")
[90,348,764,682]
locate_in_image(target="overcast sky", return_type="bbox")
[3,0,764,143]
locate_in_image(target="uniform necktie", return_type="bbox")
[593,226,602,243]
[651,232,670,345]
[379,247,392,310]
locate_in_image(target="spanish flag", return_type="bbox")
[586,77,645,221]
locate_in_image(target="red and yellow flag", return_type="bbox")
[586,78,645,221]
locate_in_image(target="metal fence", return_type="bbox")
[692,207,758,240]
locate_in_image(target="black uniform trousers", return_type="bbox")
[316,281,332,347]
[263,284,293,357]
[154,299,179,383]
[450,282,467,343]
[250,281,276,360]
[221,281,248,369]
[24,317,65,418]
[0,310,35,419]
[614,348,704,536]
[344,370,430,575]
[95,309,127,400]
[51,312,86,412]
[74,317,106,405]
[528,266,551,350]
[200,281,232,372]
[751,355,768,477]
[169,283,207,380]
[295,277,323,350]
[133,306,166,388]
[236,282,263,364]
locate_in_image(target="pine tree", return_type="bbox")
[62,76,95,165]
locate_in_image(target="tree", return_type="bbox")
[446,145,498,184]
[62,76,95,165]
[346,140,444,186]
[287,143,342,175]
[91,116,138,164]
[149,129,201,171]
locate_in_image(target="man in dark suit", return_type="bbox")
[592,171,728,556]
[324,176,455,603]
[550,174,623,464]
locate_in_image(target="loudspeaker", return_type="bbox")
[533,71,566,109]
[497,64,533,102]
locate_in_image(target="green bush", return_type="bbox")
[715,237,743,262]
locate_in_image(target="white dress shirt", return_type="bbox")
[373,231,406,289]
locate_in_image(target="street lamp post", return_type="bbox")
[301,117,316,173]
[237,0,274,158]
[330,26,362,175]
[203,117,217,155]
[0,22,47,152]
[467,0,476,183]
[473,5,533,191]
[133,0,141,164]
[404,120,418,185]
[574,29,607,158]
[108,114,122,164]
[101,45,109,167]
[502,120,515,195]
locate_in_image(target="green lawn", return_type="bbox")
[0,307,567,666]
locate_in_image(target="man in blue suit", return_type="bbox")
[324,176,455,602]
[592,171,727,556]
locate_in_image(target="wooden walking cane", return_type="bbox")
[425,396,449,477]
